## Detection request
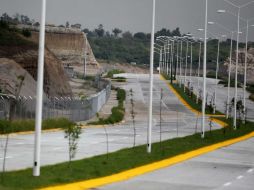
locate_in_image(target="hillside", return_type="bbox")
[0,21,72,97]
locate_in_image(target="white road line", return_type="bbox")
[223,182,232,187]
[53,147,62,151]
[0,156,13,160]
[247,168,253,173]
[16,142,25,145]
[237,175,244,180]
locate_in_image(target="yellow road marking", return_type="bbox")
[159,75,227,127]
[40,131,254,190]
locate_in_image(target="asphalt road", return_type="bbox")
[98,137,254,190]
[0,74,221,171]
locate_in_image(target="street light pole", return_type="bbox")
[164,43,168,75]
[197,41,202,103]
[190,42,193,86]
[84,33,88,78]
[180,40,183,88]
[227,32,234,119]
[33,0,46,177]
[243,20,249,123]
[147,0,156,153]
[202,0,208,138]
[184,40,189,92]
[214,38,221,114]
[159,48,162,74]
[170,40,174,84]
[233,8,240,129]
[176,40,179,83]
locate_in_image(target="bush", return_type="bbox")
[117,88,126,102]
[113,77,126,82]
[22,29,31,37]
[106,69,124,78]
[249,94,254,102]
[218,79,241,88]
[207,71,220,79]
[0,119,11,134]
[247,84,254,94]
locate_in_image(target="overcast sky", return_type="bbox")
[1,0,254,41]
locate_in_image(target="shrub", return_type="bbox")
[249,94,254,102]
[22,29,31,37]
[247,84,254,94]
[117,88,126,102]
[106,69,124,78]
[0,120,11,134]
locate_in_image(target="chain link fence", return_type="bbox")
[0,79,111,122]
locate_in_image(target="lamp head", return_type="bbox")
[217,10,226,13]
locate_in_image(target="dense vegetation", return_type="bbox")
[0,20,33,46]
[85,24,253,70]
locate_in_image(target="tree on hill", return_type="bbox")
[95,24,105,37]
[112,28,122,38]
[172,27,181,37]
[134,32,147,40]
[155,28,171,37]
[122,31,133,39]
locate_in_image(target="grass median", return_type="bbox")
[0,119,253,190]
[170,82,223,115]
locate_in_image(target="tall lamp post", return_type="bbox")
[221,0,254,129]
[202,0,208,138]
[33,0,46,177]
[147,0,156,153]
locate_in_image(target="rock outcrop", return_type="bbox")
[223,47,254,84]
[0,42,72,97]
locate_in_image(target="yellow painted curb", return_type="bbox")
[39,131,254,190]
[160,75,228,128]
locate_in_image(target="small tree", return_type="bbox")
[130,89,136,147]
[0,120,11,181]
[159,88,163,148]
[0,74,25,179]
[236,99,244,128]
[64,124,82,166]
[112,28,122,38]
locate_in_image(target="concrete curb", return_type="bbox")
[39,131,254,190]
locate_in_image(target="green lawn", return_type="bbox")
[0,120,253,190]
[0,118,74,134]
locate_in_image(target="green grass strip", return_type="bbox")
[171,82,223,115]
[0,118,74,134]
[0,120,253,190]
